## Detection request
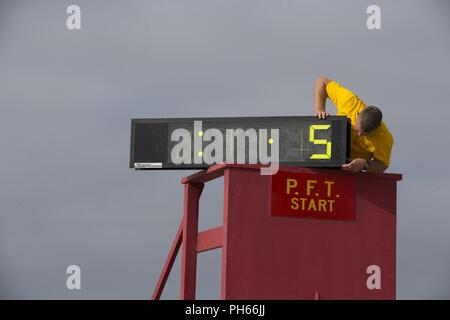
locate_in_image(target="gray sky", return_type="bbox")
[0,0,449,299]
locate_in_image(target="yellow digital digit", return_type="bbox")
[309,124,332,159]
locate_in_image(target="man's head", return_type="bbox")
[355,105,383,136]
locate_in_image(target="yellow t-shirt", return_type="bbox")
[326,80,394,167]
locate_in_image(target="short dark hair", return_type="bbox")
[359,106,382,133]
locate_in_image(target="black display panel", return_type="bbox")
[130,116,350,169]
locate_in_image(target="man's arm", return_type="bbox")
[341,157,388,173]
[314,77,332,119]
[366,158,388,173]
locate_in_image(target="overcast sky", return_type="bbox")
[0,0,449,299]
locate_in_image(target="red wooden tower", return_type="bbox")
[151,163,402,300]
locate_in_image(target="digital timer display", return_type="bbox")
[130,116,349,169]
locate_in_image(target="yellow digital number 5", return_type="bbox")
[309,125,332,159]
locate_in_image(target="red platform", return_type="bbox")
[152,164,402,300]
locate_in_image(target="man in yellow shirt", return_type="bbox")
[313,77,394,173]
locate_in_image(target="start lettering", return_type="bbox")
[290,197,336,212]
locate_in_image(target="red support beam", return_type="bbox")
[151,223,183,300]
[197,226,223,253]
[180,182,204,300]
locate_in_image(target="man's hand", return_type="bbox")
[314,111,330,119]
[313,77,332,119]
[341,158,367,172]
